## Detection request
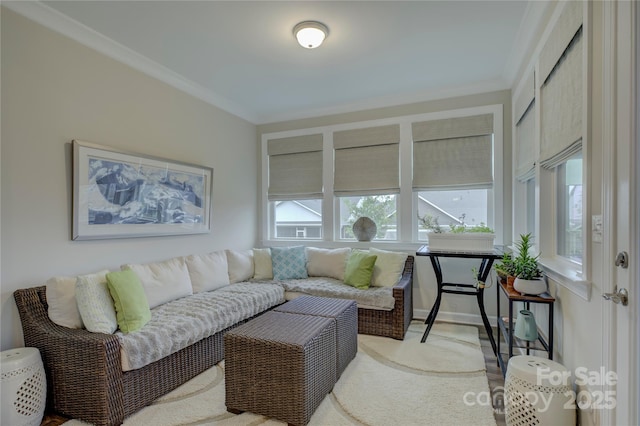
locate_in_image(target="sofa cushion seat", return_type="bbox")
[117,283,284,371]
[260,277,395,310]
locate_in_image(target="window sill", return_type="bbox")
[260,239,425,252]
[538,256,592,301]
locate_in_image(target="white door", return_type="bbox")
[601,1,638,424]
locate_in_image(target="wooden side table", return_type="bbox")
[496,280,555,376]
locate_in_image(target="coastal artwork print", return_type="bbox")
[73,140,212,240]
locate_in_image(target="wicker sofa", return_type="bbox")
[13,249,413,426]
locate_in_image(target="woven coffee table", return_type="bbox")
[224,311,337,426]
[274,296,357,378]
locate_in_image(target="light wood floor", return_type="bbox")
[42,323,507,426]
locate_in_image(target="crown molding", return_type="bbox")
[3,1,259,123]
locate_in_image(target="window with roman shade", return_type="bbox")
[412,114,494,190]
[539,1,583,170]
[267,134,323,201]
[515,71,536,182]
[333,124,400,196]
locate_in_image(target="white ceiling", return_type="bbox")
[9,1,547,124]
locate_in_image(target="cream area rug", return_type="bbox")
[66,321,497,426]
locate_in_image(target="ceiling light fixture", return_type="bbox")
[293,21,329,49]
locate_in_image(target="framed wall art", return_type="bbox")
[72,140,213,240]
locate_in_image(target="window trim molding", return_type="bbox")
[538,255,592,301]
[261,104,504,246]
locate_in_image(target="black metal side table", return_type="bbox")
[416,245,504,355]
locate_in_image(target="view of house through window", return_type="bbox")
[417,189,490,240]
[272,200,322,239]
[339,195,397,240]
[557,152,583,264]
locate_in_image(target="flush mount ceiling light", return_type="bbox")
[293,21,329,49]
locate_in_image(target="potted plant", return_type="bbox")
[418,213,495,252]
[494,252,517,288]
[511,233,546,295]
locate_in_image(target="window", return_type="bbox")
[412,114,495,239]
[339,195,397,240]
[417,189,490,240]
[261,105,502,245]
[271,199,322,239]
[557,153,583,263]
[526,178,536,238]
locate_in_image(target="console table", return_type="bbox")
[416,245,503,355]
[496,280,555,376]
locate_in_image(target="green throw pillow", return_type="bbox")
[344,251,377,289]
[106,270,151,333]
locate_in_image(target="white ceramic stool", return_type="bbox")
[505,355,575,426]
[1,347,47,426]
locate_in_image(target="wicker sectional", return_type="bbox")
[13,254,414,425]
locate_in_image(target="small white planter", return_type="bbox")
[427,232,495,252]
[513,277,547,295]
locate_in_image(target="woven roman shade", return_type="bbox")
[540,27,583,169]
[514,70,536,182]
[539,1,583,169]
[333,124,400,196]
[412,114,494,190]
[267,134,323,201]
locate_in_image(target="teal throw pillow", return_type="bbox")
[344,251,378,289]
[271,246,308,280]
[106,270,151,333]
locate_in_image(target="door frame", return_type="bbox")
[601,1,638,425]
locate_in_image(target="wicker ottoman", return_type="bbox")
[274,296,357,378]
[224,311,337,426]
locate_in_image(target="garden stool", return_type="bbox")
[274,296,357,378]
[1,347,47,426]
[505,355,575,426]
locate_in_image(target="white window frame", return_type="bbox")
[260,105,504,249]
[532,1,591,300]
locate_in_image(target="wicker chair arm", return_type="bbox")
[14,286,124,424]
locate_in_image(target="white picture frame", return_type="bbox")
[72,140,213,240]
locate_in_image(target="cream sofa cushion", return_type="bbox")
[369,248,408,287]
[226,249,254,283]
[252,248,273,280]
[46,275,84,329]
[75,269,118,334]
[306,247,351,281]
[185,251,230,293]
[122,257,193,309]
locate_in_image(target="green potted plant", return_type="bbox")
[511,233,546,295]
[494,252,517,287]
[418,213,495,252]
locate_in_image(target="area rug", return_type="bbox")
[65,321,497,426]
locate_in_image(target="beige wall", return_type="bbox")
[0,9,259,350]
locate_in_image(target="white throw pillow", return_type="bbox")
[185,251,230,293]
[369,248,409,287]
[253,248,273,280]
[75,270,118,334]
[306,247,351,281]
[226,249,255,283]
[122,257,193,309]
[46,276,84,329]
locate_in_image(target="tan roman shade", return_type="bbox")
[515,100,536,181]
[540,27,583,169]
[267,134,323,201]
[333,124,400,196]
[412,114,494,190]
